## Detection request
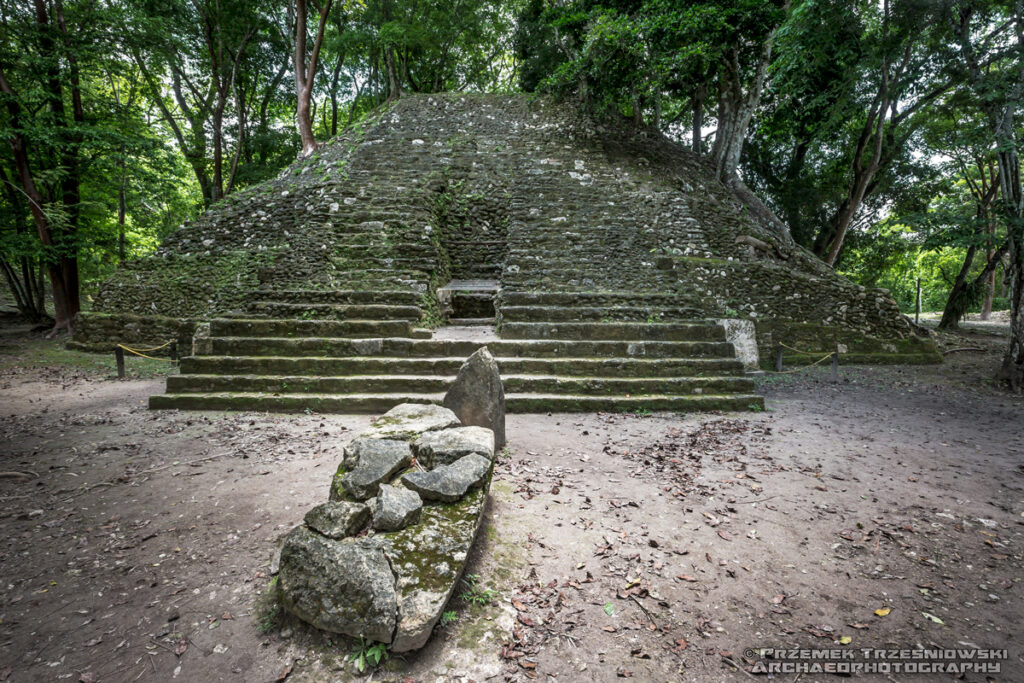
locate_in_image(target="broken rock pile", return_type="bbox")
[277,403,496,651]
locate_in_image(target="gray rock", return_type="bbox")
[413,426,495,468]
[278,528,397,642]
[373,484,423,532]
[360,403,461,441]
[342,437,411,470]
[339,439,412,500]
[443,347,506,449]
[402,453,491,502]
[304,501,371,539]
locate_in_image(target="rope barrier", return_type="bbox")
[116,343,177,363]
[774,342,837,374]
[120,339,174,353]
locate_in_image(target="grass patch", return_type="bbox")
[0,336,178,379]
[255,577,283,634]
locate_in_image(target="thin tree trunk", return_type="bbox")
[294,0,333,156]
[692,82,705,154]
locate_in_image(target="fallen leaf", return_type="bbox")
[674,638,687,651]
[677,575,698,582]
[922,612,944,624]
[839,636,852,645]
[717,530,732,541]
[771,594,786,604]
[174,638,188,656]
[874,608,891,617]
[603,603,615,616]
[847,623,870,629]
[79,674,98,683]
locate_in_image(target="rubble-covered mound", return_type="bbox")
[74,93,939,368]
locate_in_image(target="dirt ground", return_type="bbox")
[0,323,1021,682]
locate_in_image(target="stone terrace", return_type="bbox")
[78,94,939,414]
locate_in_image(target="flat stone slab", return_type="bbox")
[278,530,397,642]
[304,501,370,539]
[359,403,460,441]
[338,439,412,500]
[373,484,423,532]
[402,453,491,502]
[413,426,495,468]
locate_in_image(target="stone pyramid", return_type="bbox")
[72,94,939,412]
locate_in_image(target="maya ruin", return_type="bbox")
[3,1,1022,681]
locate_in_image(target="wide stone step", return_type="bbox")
[166,373,755,395]
[247,302,423,321]
[254,289,422,306]
[500,291,683,307]
[330,257,437,272]
[206,336,739,359]
[150,392,764,413]
[209,319,413,339]
[500,305,705,323]
[500,322,726,342]
[180,355,746,377]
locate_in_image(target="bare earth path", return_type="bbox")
[0,330,1021,682]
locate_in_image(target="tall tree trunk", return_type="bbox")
[117,156,128,261]
[0,68,73,332]
[294,0,333,156]
[952,2,1024,390]
[981,251,996,319]
[692,81,705,154]
[384,45,402,101]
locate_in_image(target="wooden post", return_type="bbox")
[915,277,921,325]
[775,344,783,372]
[115,347,125,379]
[831,345,839,382]
[170,340,178,363]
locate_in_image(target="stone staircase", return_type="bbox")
[149,298,763,412]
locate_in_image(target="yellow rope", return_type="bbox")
[117,343,177,362]
[775,342,837,374]
[119,339,174,353]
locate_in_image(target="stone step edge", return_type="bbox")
[150,392,766,413]
[169,373,754,383]
[181,355,745,365]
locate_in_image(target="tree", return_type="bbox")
[0,0,88,333]
[293,0,334,155]
[946,0,1024,390]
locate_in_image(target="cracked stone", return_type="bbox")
[342,437,409,470]
[278,528,397,642]
[340,439,412,500]
[373,485,423,532]
[412,426,495,468]
[401,453,491,502]
[304,501,370,539]
[360,403,460,441]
